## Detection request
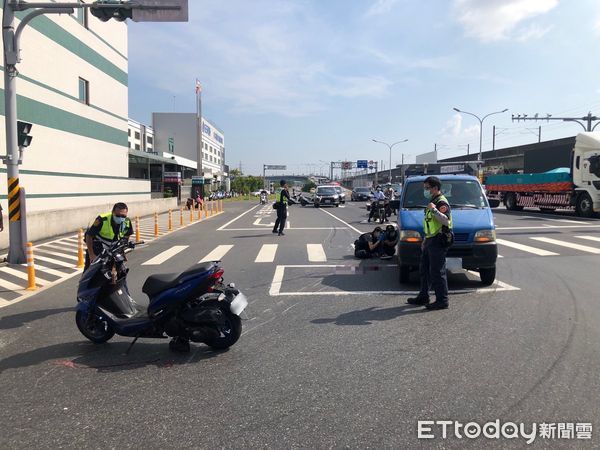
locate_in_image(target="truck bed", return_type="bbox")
[486,171,573,193]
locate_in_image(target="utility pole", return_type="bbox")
[2,0,187,264]
[372,138,408,184]
[512,112,600,132]
[453,107,508,161]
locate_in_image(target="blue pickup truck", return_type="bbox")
[397,175,498,285]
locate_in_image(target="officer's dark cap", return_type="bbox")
[280,179,286,187]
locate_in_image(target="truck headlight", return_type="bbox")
[400,230,422,243]
[474,229,496,242]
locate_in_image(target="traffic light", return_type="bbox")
[17,121,32,147]
[90,2,133,22]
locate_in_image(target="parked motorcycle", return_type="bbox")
[75,238,247,353]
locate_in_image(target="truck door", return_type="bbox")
[582,153,600,183]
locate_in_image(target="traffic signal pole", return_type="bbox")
[2,1,187,263]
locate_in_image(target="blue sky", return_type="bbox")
[128,0,600,175]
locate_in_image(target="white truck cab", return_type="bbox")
[571,133,600,215]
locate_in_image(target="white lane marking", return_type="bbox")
[496,224,600,231]
[530,237,600,254]
[307,244,327,262]
[218,204,261,231]
[33,255,75,268]
[496,238,558,256]
[34,249,78,261]
[269,265,285,296]
[252,218,275,227]
[287,221,291,229]
[218,227,349,231]
[497,254,504,258]
[0,277,25,291]
[43,241,79,250]
[32,263,73,277]
[0,267,51,285]
[199,245,234,263]
[268,265,520,296]
[142,245,189,266]
[575,235,600,243]
[255,244,278,263]
[317,208,362,234]
[543,218,590,225]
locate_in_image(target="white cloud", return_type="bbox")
[440,113,480,145]
[129,1,396,117]
[453,0,558,42]
[364,0,401,18]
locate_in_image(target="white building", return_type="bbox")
[0,6,150,212]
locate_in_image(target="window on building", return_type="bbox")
[147,136,153,144]
[134,131,140,140]
[128,141,132,148]
[76,2,89,28]
[78,77,89,105]
[135,144,140,150]
[128,129,131,137]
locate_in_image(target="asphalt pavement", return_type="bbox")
[1,200,599,448]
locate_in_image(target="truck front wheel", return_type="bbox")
[505,193,524,211]
[576,193,593,218]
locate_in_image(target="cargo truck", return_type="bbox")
[485,132,600,217]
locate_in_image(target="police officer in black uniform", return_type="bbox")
[407,176,452,310]
[273,180,291,236]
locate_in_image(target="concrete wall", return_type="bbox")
[0,197,177,251]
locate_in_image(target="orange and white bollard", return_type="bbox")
[77,228,85,269]
[154,212,159,237]
[168,209,173,231]
[180,208,184,227]
[135,216,141,243]
[220,199,224,213]
[189,206,194,223]
[26,243,37,291]
[197,204,202,221]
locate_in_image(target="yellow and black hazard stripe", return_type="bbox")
[8,177,21,221]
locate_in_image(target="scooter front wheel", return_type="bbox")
[76,310,115,344]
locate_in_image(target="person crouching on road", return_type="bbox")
[273,179,291,236]
[84,202,132,271]
[407,176,452,310]
[380,225,399,259]
[354,227,385,258]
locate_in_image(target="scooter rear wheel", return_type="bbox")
[204,307,242,350]
[76,310,115,344]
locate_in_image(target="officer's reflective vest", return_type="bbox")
[424,194,452,238]
[279,189,288,205]
[96,212,131,245]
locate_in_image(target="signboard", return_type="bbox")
[191,176,204,185]
[341,161,353,170]
[357,160,368,169]
[440,164,465,174]
[264,165,286,170]
[132,0,189,22]
[163,171,181,184]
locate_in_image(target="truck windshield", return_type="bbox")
[402,180,489,209]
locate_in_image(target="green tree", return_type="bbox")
[302,181,316,192]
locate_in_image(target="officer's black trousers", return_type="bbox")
[273,205,287,233]
[418,235,449,304]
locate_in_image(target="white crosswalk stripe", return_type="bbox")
[142,246,188,265]
[574,235,600,243]
[32,264,73,278]
[307,244,327,262]
[33,255,76,268]
[35,249,78,261]
[199,245,234,263]
[496,238,558,256]
[255,244,278,263]
[0,267,51,285]
[530,237,600,254]
[0,277,26,291]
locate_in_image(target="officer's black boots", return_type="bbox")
[406,296,429,306]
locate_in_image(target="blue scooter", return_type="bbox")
[75,238,248,353]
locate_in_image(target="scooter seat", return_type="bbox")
[142,263,214,297]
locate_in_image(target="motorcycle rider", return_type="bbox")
[368,186,386,223]
[260,190,268,204]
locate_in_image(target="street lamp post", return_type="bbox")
[453,107,508,161]
[372,139,408,184]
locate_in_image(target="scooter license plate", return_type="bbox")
[230,292,248,316]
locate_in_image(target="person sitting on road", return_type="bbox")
[354,227,384,259]
[380,225,399,259]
